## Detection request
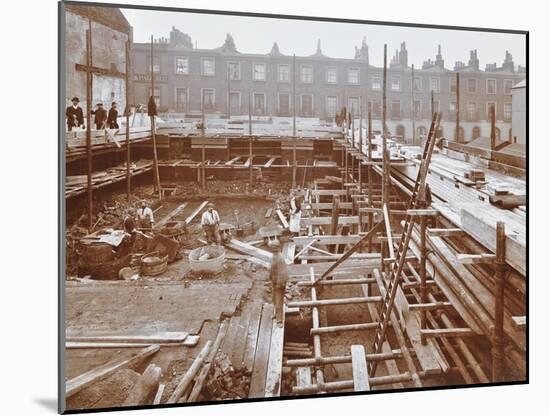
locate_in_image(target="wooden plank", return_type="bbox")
[351,345,370,391]
[66,345,159,398]
[243,302,264,372]
[512,316,526,331]
[292,235,363,246]
[295,367,312,387]
[153,383,165,405]
[312,189,348,196]
[309,202,353,210]
[361,283,403,389]
[301,216,359,226]
[460,207,526,275]
[231,311,252,370]
[276,209,289,229]
[426,228,464,237]
[264,157,277,168]
[383,204,395,259]
[420,328,475,338]
[284,241,296,264]
[288,259,380,279]
[372,270,441,375]
[221,316,242,363]
[184,201,209,225]
[249,303,274,398]
[226,238,273,262]
[167,341,212,403]
[456,253,497,264]
[264,317,285,397]
[66,332,188,344]
[225,156,241,166]
[155,202,188,228]
[264,207,273,218]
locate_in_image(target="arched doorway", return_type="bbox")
[472,126,481,140]
[508,128,513,141]
[396,124,405,140]
[495,127,501,140]
[455,126,464,141]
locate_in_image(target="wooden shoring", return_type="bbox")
[288,296,382,308]
[125,40,131,201]
[309,268,325,391]
[292,373,412,395]
[150,36,161,199]
[286,350,404,367]
[314,220,384,284]
[85,22,93,231]
[371,269,423,387]
[492,221,507,381]
[401,266,478,383]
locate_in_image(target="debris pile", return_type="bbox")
[203,352,250,400]
[172,180,292,199]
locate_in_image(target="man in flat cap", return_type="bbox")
[107,101,119,129]
[66,97,84,131]
[201,203,221,245]
[91,102,107,130]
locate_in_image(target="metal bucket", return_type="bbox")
[189,245,225,274]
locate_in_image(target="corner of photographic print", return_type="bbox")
[59,1,527,412]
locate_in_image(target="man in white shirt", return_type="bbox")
[137,201,154,230]
[201,203,221,245]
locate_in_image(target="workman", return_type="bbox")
[137,201,155,230]
[201,203,221,245]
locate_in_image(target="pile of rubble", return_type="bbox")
[171,180,292,200]
[203,352,250,400]
[65,185,158,276]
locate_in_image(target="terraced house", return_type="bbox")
[132,26,525,142]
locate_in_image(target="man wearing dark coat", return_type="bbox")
[91,103,107,130]
[66,97,84,131]
[107,102,119,129]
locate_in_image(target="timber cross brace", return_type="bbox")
[312,220,384,285]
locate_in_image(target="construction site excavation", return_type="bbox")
[61,4,527,412]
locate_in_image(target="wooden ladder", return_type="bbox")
[369,112,441,377]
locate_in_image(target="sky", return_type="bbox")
[122,8,526,69]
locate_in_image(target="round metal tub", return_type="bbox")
[189,245,225,274]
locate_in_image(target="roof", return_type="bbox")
[512,79,526,89]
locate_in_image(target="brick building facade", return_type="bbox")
[132,27,525,141]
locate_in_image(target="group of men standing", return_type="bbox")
[66,96,120,131]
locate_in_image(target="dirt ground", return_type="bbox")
[65,188,284,410]
[64,182,458,410]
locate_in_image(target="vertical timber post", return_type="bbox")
[492,221,507,382]
[382,44,389,207]
[201,106,206,190]
[85,22,93,231]
[292,54,297,189]
[150,35,161,199]
[367,109,374,252]
[419,215,427,345]
[490,105,496,151]
[125,40,131,201]
[411,64,416,145]
[455,71,461,143]
[248,91,253,186]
